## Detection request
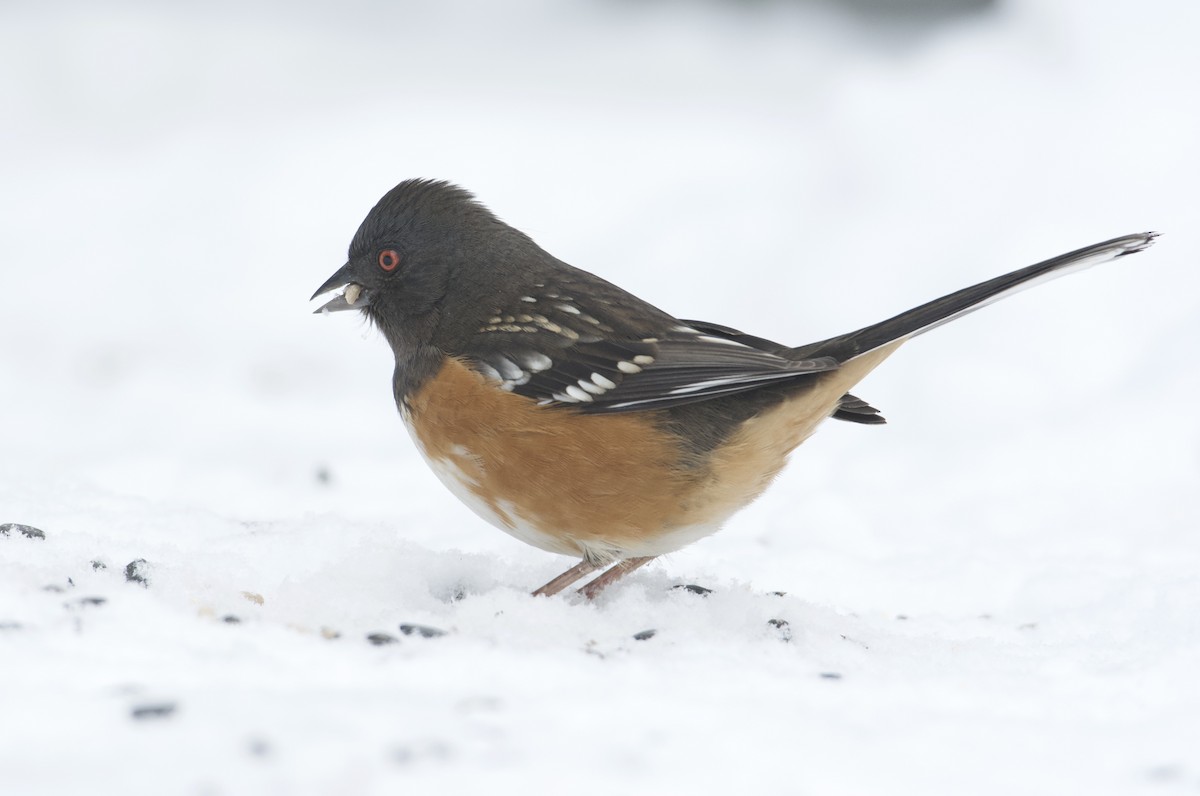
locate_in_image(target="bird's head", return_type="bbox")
[311,179,504,319]
[313,179,563,366]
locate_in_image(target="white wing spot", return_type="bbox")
[577,379,606,395]
[590,373,617,390]
[520,352,553,372]
[520,296,537,303]
[632,355,655,365]
[557,304,581,315]
[617,361,643,374]
[491,356,525,381]
[564,385,595,402]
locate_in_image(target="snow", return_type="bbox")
[2,0,1199,794]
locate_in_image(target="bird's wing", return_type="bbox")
[461,283,838,414]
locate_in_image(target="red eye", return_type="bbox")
[378,249,401,271]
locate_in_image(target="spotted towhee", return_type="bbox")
[312,179,1156,599]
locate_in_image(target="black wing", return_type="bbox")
[461,281,839,414]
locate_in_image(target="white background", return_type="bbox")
[2,1,1198,794]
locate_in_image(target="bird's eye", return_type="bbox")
[378,249,401,272]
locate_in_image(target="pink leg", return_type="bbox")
[577,556,656,600]
[531,559,601,597]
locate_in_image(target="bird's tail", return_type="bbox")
[793,232,1157,363]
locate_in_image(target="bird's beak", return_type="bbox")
[311,262,369,314]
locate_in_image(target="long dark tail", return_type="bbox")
[793,232,1157,363]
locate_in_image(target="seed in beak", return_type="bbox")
[343,283,363,306]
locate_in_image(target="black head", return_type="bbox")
[311,179,538,354]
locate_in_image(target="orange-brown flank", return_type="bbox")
[405,347,900,561]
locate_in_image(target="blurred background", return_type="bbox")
[4,1,1200,794]
[2,0,1197,597]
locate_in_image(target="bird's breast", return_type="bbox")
[399,356,883,561]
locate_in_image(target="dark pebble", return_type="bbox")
[767,618,790,629]
[367,633,399,646]
[770,591,787,597]
[315,466,332,485]
[632,629,657,641]
[124,559,150,587]
[398,623,447,638]
[131,703,177,720]
[91,560,107,571]
[819,672,843,680]
[77,597,107,607]
[672,584,712,596]
[0,523,46,540]
[222,615,242,624]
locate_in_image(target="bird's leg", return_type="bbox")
[577,556,656,600]
[531,559,601,597]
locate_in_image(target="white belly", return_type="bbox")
[401,410,582,556]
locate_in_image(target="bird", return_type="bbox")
[312,179,1156,599]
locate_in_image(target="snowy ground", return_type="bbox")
[3,1,1199,794]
